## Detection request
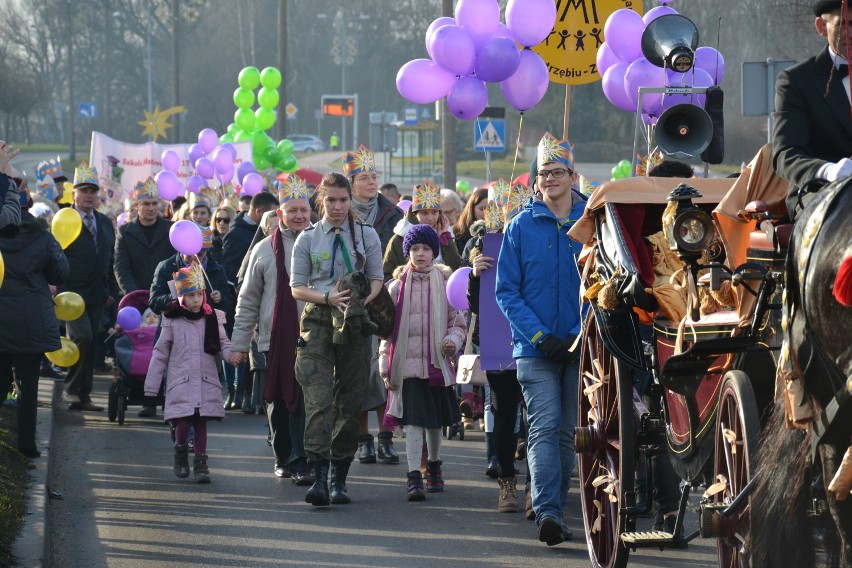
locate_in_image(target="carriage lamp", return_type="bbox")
[666,183,715,260]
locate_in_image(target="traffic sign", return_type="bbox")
[474,119,505,152]
[403,106,419,126]
[79,102,97,119]
[285,103,298,119]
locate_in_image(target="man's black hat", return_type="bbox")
[814,0,843,16]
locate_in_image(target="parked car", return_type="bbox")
[289,134,328,153]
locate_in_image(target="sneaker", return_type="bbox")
[40,365,64,379]
[538,516,565,546]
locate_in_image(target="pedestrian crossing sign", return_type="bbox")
[474,119,505,152]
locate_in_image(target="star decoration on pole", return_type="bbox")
[138,105,186,141]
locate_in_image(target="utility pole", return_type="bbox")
[441,0,456,191]
[277,0,287,140]
[171,0,180,141]
[67,0,76,162]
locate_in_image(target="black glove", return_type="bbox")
[537,334,579,363]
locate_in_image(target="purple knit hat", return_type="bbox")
[403,224,440,258]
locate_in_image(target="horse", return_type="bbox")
[750,177,852,568]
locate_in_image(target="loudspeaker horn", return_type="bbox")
[655,103,713,159]
[641,14,699,72]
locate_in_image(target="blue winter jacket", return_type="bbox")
[496,198,586,359]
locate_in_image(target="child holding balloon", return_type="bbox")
[379,224,465,500]
[144,264,232,483]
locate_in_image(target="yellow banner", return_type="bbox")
[532,0,642,86]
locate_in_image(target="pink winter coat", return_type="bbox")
[144,309,231,421]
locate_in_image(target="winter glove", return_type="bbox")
[537,334,579,363]
[821,158,852,182]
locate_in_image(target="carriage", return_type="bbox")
[569,148,793,567]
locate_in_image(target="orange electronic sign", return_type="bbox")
[322,96,354,117]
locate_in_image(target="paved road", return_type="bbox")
[44,373,716,568]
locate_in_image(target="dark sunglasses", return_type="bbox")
[215,217,231,223]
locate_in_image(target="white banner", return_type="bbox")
[89,131,253,212]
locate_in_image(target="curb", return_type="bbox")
[10,378,58,568]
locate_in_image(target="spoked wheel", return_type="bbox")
[117,390,127,425]
[575,312,636,568]
[710,371,759,568]
[107,382,118,422]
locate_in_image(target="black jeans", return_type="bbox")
[65,303,105,402]
[0,353,42,452]
[266,395,308,472]
[487,369,523,477]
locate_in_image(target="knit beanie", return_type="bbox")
[403,223,440,258]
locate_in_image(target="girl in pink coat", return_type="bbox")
[380,224,465,501]
[145,264,232,483]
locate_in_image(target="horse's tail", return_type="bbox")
[749,398,817,568]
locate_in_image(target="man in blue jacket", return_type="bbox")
[496,132,586,546]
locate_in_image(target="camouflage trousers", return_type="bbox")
[295,303,370,464]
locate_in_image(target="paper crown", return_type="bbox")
[342,145,376,177]
[485,181,533,230]
[505,183,533,222]
[412,180,442,211]
[635,149,664,178]
[73,161,99,188]
[537,132,574,170]
[189,187,216,210]
[276,174,310,204]
[172,263,206,296]
[37,157,64,182]
[198,222,214,250]
[15,175,30,207]
[34,175,58,201]
[133,176,159,201]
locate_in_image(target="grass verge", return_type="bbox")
[0,406,29,566]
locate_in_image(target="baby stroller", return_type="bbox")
[107,290,163,424]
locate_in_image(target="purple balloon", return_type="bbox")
[169,219,203,256]
[506,0,556,48]
[426,17,456,58]
[188,143,205,168]
[197,128,218,154]
[601,62,634,112]
[456,0,500,53]
[625,57,667,113]
[475,36,521,83]
[429,25,476,76]
[500,49,549,112]
[186,175,204,194]
[643,5,678,26]
[220,143,238,162]
[396,59,457,105]
[604,9,644,63]
[155,170,182,201]
[161,150,181,173]
[217,165,235,185]
[116,212,127,226]
[662,68,714,111]
[596,42,623,77]
[242,173,264,197]
[213,148,233,174]
[398,199,412,212]
[694,46,725,84]
[116,306,142,331]
[642,113,659,126]
[195,157,215,180]
[493,22,516,43]
[237,161,256,184]
[447,76,488,120]
[446,266,472,311]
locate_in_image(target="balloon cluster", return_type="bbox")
[219,66,298,173]
[396,0,557,118]
[597,6,726,125]
[611,159,632,180]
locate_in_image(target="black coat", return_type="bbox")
[148,253,234,316]
[57,208,118,307]
[222,212,256,283]
[773,46,852,218]
[371,193,404,252]
[113,216,175,295]
[0,212,69,354]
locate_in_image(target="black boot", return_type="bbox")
[329,460,352,504]
[376,431,399,464]
[485,432,498,478]
[223,386,235,410]
[173,444,190,478]
[407,470,426,501]
[357,434,376,463]
[304,461,330,506]
[426,460,444,492]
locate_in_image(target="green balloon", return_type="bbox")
[234,108,255,131]
[255,107,276,131]
[276,138,294,156]
[260,66,282,89]
[227,122,239,135]
[233,87,254,109]
[257,87,280,110]
[254,155,271,170]
[611,166,627,180]
[238,66,261,90]
[219,133,234,143]
[234,129,252,142]
[617,159,631,170]
[279,154,297,172]
[455,179,470,194]
[266,147,280,163]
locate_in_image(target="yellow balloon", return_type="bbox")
[54,291,86,321]
[0,250,4,289]
[51,208,82,249]
[46,338,80,367]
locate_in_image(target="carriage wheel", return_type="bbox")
[117,392,126,425]
[575,313,635,568]
[712,371,759,568]
[107,382,118,422]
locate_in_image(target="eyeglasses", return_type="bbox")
[215,217,230,224]
[537,168,573,180]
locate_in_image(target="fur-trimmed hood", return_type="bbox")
[391,262,452,280]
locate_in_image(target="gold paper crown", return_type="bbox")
[189,187,216,210]
[172,263,206,296]
[505,183,533,222]
[537,132,574,170]
[412,180,441,211]
[277,174,310,204]
[198,223,214,250]
[73,161,99,188]
[484,182,533,231]
[342,145,376,177]
[487,179,512,206]
[133,176,159,201]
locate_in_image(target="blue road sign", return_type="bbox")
[79,102,97,119]
[403,106,419,126]
[474,119,505,152]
